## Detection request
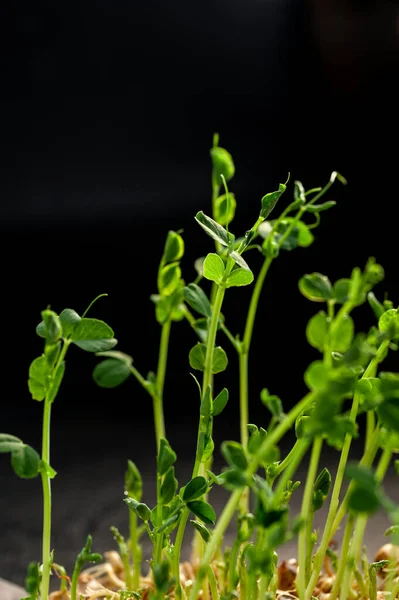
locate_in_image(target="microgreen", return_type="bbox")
[3,136,399,600]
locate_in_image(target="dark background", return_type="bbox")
[0,0,398,587]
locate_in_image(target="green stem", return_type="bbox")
[336,448,393,600]
[242,256,273,352]
[40,341,69,600]
[329,514,355,600]
[189,391,316,600]
[129,511,141,589]
[270,439,305,481]
[272,438,310,505]
[297,436,323,600]
[227,538,241,591]
[154,319,171,448]
[365,410,376,453]
[203,285,225,393]
[305,340,389,599]
[207,566,220,600]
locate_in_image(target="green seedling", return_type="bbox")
[2,136,399,600]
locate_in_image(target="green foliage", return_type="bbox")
[7,136,399,600]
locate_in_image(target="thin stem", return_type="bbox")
[297,436,323,600]
[129,364,150,393]
[40,341,69,600]
[306,340,389,598]
[203,285,225,393]
[271,439,305,481]
[336,448,393,600]
[207,566,220,600]
[189,391,316,600]
[129,510,141,589]
[272,438,310,504]
[242,256,273,351]
[329,514,355,600]
[365,410,375,453]
[154,319,171,448]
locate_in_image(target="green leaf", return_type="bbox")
[157,513,181,534]
[377,398,399,433]
[229,251,251,271]
[40,310,62,343]
[379,309,399,340]
[48,362,65,403]
[25,562,41,596]
[200,385,212,419]
[380,429,399,453]
[163,231,184,264]
[306,200,336,213]
[260,389,283,419]
[189,344,228,373]
[306,311,328,351]
[28,356,51,401]
[124,497,151,522]
[222,468,248,491]
[125,460,143,500]
[184,284,212,318]
[160,467,178,505]
[263,218,314,252]
[368,292,385,319]
[187,500,216,525]
[312,468,331,511]
[11,444,40,479]
[304,361,328,391]
[212,388,229,416]
[221,441,248,471]
[214,193,237,225]
[158,262,182,296]
[299,273,333,302]
[226,268,254,288]
[93,358,131,388]
[210,146,235,182]
[59,309,81,338]
[203,253,225,284]
[158,439,177,476]
[189,343,207,371]
[260,183,287,219]
[190,520,211,543]
[183,476,208,502]
[348,486,381,514]
[153,560,172,593]
[195,211,234,248]
[0,433,23,453]
[333,279,351,304]
[71,318,117,352]
[212,346,228,374]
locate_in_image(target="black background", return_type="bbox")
[0,0,398,433]
[0,0,398,587]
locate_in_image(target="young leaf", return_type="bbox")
[183,476,208,502]
[158,262,182,296]
[71,318,117,352]
[93,358,131,388]
[189,343,207,371]
[203,253,225,284]
[333,279,351,304]
[11,444,40,479]
[260,182,287,219]
[312,468,332,511]
[260,389,283,419]
[210,145,235,182]
[306,200,336,213]
[190,519,211,543]
[212,346,228,374]
[200,385,212,419]
[0,433,23,453]
[28,356,51,401]
[187,500,216,525]
[221,441,248,471]
[229,251,251,272]
[59,308,81,338]
[212,388,229,416]
[183,284,212,318]
[163,231,184,264]
[41,310,62,344]
[299,273,333,302]
[379,309,399,340]
[124,497,151,522]
[214,192,237,225]
[368,292,385,319]
[377,398,399,433]
[160,466,178,505]
[226,267,254,288]
[158,439,177,476]
[125,460,143,500]
[195,212,234,248]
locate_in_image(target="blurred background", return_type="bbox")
[0,0,398,589]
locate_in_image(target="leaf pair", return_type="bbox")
[0,434,40,479]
